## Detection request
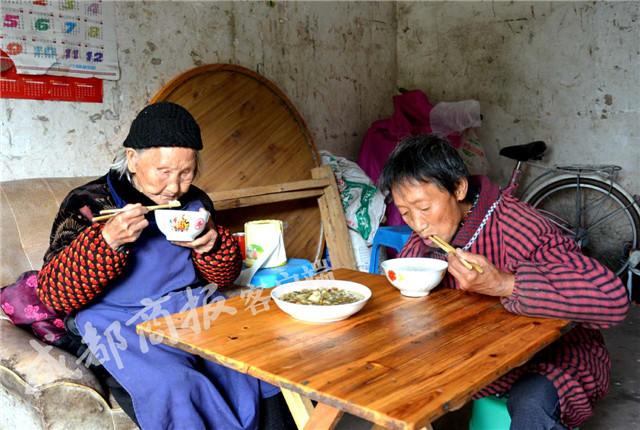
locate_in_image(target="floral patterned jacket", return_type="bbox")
[36,171,242,314]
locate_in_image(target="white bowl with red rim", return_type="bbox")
[381,258,448,297]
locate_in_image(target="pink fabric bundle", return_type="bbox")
[357,90,462,226]
[0,271,66,344]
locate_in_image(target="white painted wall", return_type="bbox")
[397,1,640,193]
[1,1,397,181]
[4,1,638,195]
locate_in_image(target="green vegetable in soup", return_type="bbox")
[280,288,363,305]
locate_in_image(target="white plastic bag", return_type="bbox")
[349,230,371,272]
[321,151,386,272]
[457,128,490,176]
[429,100,489,176]
[429,100,482,135]
[320,151,386,245]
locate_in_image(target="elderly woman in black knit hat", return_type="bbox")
[35,102,294,430]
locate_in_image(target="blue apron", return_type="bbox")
[76,182,278,430]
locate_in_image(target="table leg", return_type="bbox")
[281,388,314,429]
[303,403,344,430]
[281,388,344,430]
[281,388,431,430]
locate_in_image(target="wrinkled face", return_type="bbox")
[127,147,197,205]
[392,178,469,246]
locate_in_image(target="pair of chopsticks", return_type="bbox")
[91,200,181,222]
[430,235,483,273]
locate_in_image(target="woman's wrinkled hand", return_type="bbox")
[101,203,149,250]
[447,248,515,297]
[171,208,218,254]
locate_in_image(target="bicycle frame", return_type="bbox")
[506,160,640,247]
[501,145,640,276]
[506,160,557,197]
[507,160,620,198]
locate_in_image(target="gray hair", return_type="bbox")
[110,147,139,181]
[109,148,201,181]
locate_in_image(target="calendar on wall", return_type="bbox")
[0,48,103,102]
[0,0,119,80]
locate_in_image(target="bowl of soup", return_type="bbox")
[271,279,371,323]
[155,209,209,241]
[381,258,448,297]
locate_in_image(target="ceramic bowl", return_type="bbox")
[271,279,371,323]
[155,210,209,242]
[380,258,448,297]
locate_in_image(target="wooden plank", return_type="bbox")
[311,166,356,270]
[304,403,344,430]
[211,189,324,210]
[209,178,330,201]
[152,64,323,265]
[282,388,314,430]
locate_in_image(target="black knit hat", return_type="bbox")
[123,102,203,150]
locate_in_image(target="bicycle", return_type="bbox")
[500,141,640,276]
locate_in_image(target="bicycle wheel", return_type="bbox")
[523,175,640,276]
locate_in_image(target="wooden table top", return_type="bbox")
[137,269,570,430]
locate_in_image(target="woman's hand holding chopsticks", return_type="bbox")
[101,203,149,250]
[430,235,483,273]
[446,248,515,297]
[93,200,180,221]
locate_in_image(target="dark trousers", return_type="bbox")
[507,373,568,430]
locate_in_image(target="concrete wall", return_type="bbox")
[397,1,639,193]
[1,1,397,181]
[4,1,638,191]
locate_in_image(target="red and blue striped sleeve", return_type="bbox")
[498,196,629,329]
[398,232,424,258]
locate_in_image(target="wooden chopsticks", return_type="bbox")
[91,213,125,222]
[430,234,484,273]
[92,200,181,222]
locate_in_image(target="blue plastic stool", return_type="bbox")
[368,225,413,274]
[469,396,578,430]
[469,396,511,430]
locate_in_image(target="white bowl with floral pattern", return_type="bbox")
[155,210,209,242]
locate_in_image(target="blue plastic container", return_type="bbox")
[248,258,315,288]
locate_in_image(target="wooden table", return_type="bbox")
[136,269,570,430]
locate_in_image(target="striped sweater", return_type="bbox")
[399,176,629,428]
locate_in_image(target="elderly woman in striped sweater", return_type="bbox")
[379,135,629,430]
